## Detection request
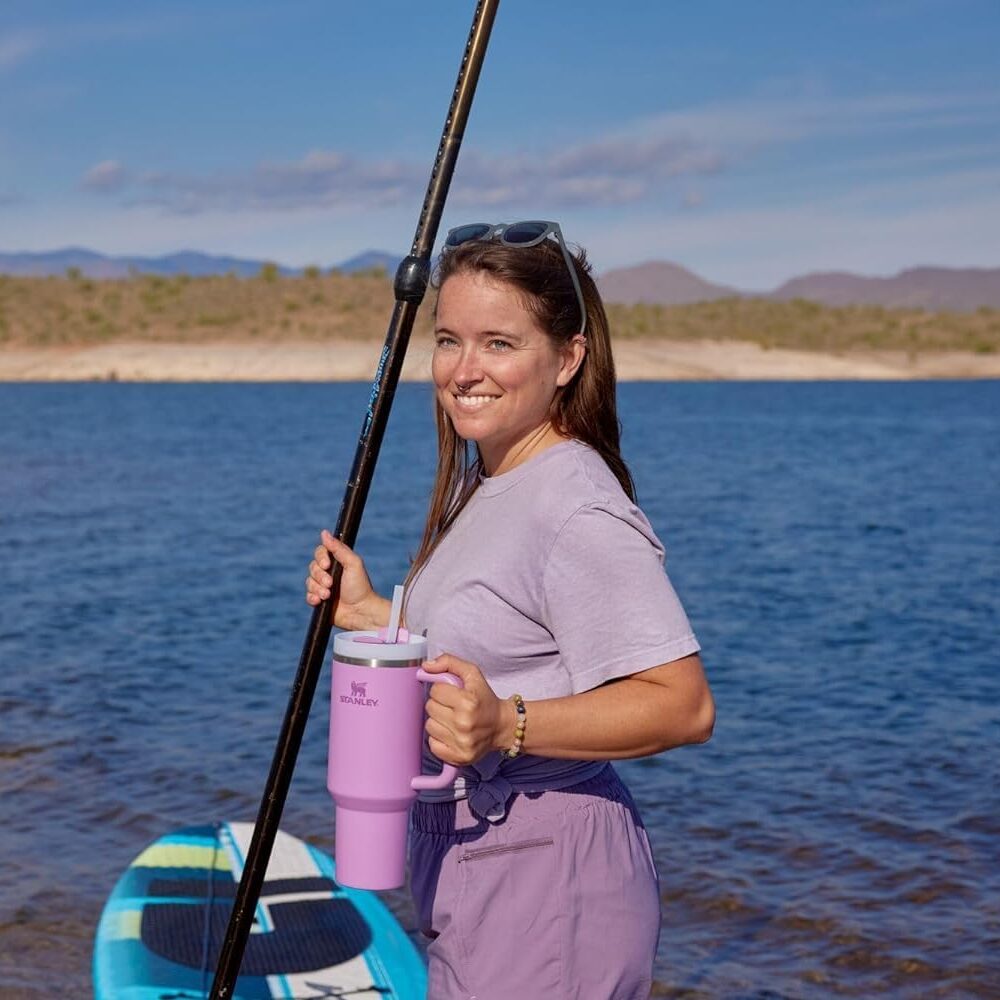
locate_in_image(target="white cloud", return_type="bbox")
[80,129,726,215]
[451,134,724,209]
[80,160,128,193]
[76,85,1000,219]
[98,150,425,215]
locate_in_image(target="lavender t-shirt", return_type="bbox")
[405,439,700,698]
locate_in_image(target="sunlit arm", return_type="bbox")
[422,652,714,766]
[511,654,715,760]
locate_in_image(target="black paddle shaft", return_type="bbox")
[208,3,500,996]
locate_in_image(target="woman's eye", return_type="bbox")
[487,339,512,352]
[434,336,458,350]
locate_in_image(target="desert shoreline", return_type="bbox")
[1,338,998,382]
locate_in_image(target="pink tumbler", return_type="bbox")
[327,628,461,890]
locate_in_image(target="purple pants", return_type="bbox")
[410,767,660,1000]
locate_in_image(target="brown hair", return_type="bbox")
[405,235,636,593]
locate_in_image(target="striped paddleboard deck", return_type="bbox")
[93,820,426,999]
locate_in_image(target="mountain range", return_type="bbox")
[596,261,1000,311]
[1,248,996,311]
[0,247,394,279]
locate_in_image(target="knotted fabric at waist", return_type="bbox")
[417,751,609,822]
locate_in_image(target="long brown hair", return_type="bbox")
[405,234,636,593]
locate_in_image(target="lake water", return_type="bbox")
[1,380,997,999]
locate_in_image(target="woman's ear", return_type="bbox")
[556,335,587,387]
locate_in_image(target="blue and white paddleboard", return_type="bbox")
[93,820,427,999]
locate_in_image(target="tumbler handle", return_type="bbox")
[411,670,463,790]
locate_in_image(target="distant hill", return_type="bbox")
[0,248,298,278]
[336,250,403,274]
[597,261,740,306]
[770,267,1000,311]
[1,247,996,310]
[0,247,406,279]
[597,261,999,311]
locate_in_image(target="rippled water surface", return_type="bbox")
[1,381,998,999]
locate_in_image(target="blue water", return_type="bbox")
[1,381,998,999]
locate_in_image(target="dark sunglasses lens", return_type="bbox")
[446,223,492,247]
[502,221,549,245]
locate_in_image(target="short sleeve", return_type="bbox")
[541,503,700,693]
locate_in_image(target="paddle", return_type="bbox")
[208,3,500,996]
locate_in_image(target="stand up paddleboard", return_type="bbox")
[93,820,427,999]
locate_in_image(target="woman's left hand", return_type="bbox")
[422,655,511,767]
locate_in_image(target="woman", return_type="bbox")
[307,221,714,999]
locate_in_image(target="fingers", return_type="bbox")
[313,541,330,571]
[425,713,475,767]
[305,531,332,604]
[423,662,501,767]
[423,654,477,680]
[306,556,332,605]
[306,530,362,604]
[425,679,466,711]
[427,732,460,767]
[424,656,487,710]
[425,714,453,745]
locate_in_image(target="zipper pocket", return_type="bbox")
[458,837,554,863]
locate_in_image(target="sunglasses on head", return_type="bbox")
[442,220,587,337]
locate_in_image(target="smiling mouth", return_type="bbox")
[453,394,500,410]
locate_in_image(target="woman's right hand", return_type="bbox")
[305,529,389,631]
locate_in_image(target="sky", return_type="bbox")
[1,0,998,290]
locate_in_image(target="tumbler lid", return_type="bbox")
[333,629,427,666]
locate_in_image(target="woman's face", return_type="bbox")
[433,270,583,474]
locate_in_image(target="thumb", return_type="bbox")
[424,654,479,682]
[325,534,359,567]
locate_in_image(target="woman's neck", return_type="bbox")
[482,422,569,477]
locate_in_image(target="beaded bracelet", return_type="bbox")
[503,694,527,759]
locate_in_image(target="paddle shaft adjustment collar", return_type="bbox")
[394,255,432,303]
